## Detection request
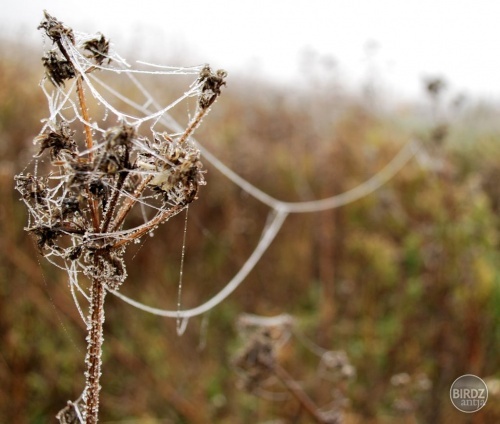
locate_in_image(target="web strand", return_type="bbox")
[25,19,419,323]
[176,207,189,335]
[110,209,289,318]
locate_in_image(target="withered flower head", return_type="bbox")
[15,173,48,205]
[424,77,447,98]
[41,51,75,87]
[35,121,76,159]
[38,10,74,44]
[197,65,227,109]
[140,134,205,205]
[233,330,276,392]
[83,33,111,66]
[29,225,63,252]
[105,124,135,148]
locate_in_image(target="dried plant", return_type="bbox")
[14,11,225,423]
[233,314,355,424]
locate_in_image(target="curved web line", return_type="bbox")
[131,71,418,204]
[97,67,419,316]
[110,209,288,318]
[111,139,417,318]
[88,67,420,213]
[113,137,417,319]
[48,44,418,318]
[98,66,419,318]
[196,139,420,213]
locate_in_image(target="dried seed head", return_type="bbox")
[42,51,75,87]
[424,77,447,98]
[61,195,82,218]
[233,330,276,392]
[105,124,135,149]
[83,33,111,66]
[66,159,94,188]
[89,178,109,210]
[29,225,63,252]
[197,65,227,109]
[38,10,74,44]
[15,173,48,205]
[35,121,76,159]
[145,136,205,204]
[97,125,135,174]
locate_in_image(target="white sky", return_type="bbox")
[2,0,500,101]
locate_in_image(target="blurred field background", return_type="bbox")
[2,36,500,424]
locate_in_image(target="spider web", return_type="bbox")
[20,23,422,331]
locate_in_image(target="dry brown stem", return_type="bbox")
[273,364,329,424]
[84,276,106,424]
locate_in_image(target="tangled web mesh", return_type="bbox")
[15,11,226,324]
[15,11,421,327]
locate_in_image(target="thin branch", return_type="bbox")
[100,170,129,233]
[177,106,210,145]
[76,77,95,156]
[110,175,153,232]
[111,203,186,250]
[272,364,328,424]
[75,77,101,231]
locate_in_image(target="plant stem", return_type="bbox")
[273,364,328,424]
[76,77,94,156]
[111,175,152,232]
[100,171,128,233]
[112,203,185,249]
[75,76,101,232]
[55,29,101,232]
[177,106,210,145]
[84,276,106,424]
